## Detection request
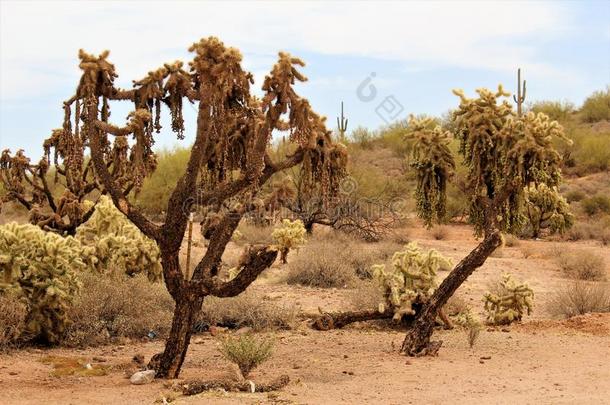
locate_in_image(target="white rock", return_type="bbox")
[130,370,156,385]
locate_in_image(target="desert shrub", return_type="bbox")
[0,293,27,350]
[372,242,451,321]
[555,250,607,281]
[76,196,162,281]
[443,294,469,316]
[566,129,610,174]
[218,334,274,378]
[0,222,87,344]
[430,225,449,240]
[63,272,174,347]
[529,100,574,122]
[548,282,610,318]
[564,216,610,244]
[580,87,610,123]
[286,243,356,288]
[453,309,482,348]
[271,219,306,264]
[582,195,610,216]
[503,234,520,247]
[351,126,376,149]
[483,274,534,325]
[349,281,383,310]
[134,146,190,215]
[236,223,274,245]
[565,189,586,203]
[197,292,295,331]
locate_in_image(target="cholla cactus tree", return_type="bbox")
[76,195,162,280]
[271,219,306,264]
[0,223,89,343]
[523,183,573,238]
[401,86,569,355]
[372,242,451,321]
[30,37,346,378]
[483,274,534,325]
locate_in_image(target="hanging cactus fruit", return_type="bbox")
[271,219,307,264]
[76,196,162,281]
[372,242,452,321]
[0,222,88,344]
[483,273,534,325]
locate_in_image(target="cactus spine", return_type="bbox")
[513,68,527,116]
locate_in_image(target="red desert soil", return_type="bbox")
[1,224,609,404]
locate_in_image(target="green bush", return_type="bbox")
[133,146,190,215]
[529,100,575,122]
[218,334,274,378]
[580,87,610,123]
[582,195,610,216]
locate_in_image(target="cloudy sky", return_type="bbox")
[1,0,608,155]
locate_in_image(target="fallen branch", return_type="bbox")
[181,375,290,396]
[311,307,453,331]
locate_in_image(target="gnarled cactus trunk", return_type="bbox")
[155,291,204,378]
[401,231,502,355]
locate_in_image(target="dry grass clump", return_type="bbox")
[286,243,357,288]
[349,281,384,310]
[64,272,174,347]
[555,249,607,281]
[443,294,469,316]
[548,282,610,318]
[198,291,295,331]
[0,294,27,350]
[235,223,274,246]
[218,334,274,378]
[430,225,449,240]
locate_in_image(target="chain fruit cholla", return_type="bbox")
[372,242,451,321]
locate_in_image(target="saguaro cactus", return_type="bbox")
[337,101,348,139]
[513,68,527,116]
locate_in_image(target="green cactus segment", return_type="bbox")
[372,242,452,321]
[76,196,162,281]
[483,274,534,325]
[0,222,86,344]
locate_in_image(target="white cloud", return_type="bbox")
[0,0,572,101]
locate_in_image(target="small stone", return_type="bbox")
[480,356,491,360]
[405,360,411,365]
[93,357,107,363]
[479,360,485,364]
[343,355,348,359]
[292,364,301,369]
[132,353,145,365]
[234,327,252,336]
[348,371,354,376]
[130,370,156,385]
[9,371,18,376]
[501,328,510,333]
